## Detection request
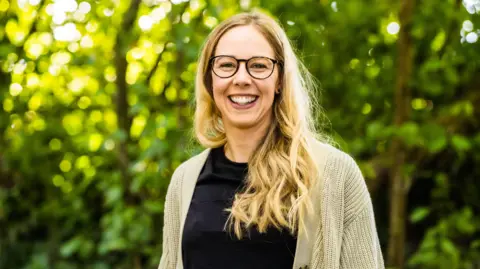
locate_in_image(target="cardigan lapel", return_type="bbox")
[292,206,318,268]
[180,148,211,224]
[176,148,211,269]
[292,141,330,269]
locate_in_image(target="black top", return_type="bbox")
[182,146,297,269]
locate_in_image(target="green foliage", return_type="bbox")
[408,208,480,269]
[1,0,479,268]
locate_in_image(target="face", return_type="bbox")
[211,25,279,131]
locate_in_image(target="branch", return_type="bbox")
[120,0,142,31]
[146,42,172,85]
[146,1,191,91]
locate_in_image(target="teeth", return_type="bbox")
[230,96,257,105]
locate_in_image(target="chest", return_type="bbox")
[176,149,345,269]
[182,177,297,269]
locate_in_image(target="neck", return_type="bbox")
[223,117,272,163]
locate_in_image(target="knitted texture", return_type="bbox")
[158,145,385,269]
[157,163,184,269]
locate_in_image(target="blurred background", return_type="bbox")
[1,0,480,268]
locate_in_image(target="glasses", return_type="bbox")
[209,55,280,80]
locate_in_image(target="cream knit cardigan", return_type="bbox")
[158,141,385,269]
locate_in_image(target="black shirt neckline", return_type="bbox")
[217,145,248,167]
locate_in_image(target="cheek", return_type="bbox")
[212,76,229,96]
[261,79,277,98]
[211,78,230,106]
[267,71,280,93]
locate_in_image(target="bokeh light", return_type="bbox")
[387,22,400,35]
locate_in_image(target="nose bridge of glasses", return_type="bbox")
[236,59,250,76]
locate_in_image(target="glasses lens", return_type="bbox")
[213,56,237,78]
[248,57,274,79]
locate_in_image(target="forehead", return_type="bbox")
[214,25,275,59]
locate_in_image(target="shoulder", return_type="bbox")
[168,148,211,188]
[310,140,371,221]
[309,139,357,172]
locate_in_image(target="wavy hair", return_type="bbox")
[194,10,328,238]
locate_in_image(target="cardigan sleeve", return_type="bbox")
[340,156,385,269]
[158,164,184,269]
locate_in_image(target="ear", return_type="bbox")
[275,77,282,94]
[275,70,283,94]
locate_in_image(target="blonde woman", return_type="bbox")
[158,11,384,269]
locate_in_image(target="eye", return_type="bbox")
[249,58,272,71]
[251,63,268,69]
[219,62,236,68]
[214,57,237,70]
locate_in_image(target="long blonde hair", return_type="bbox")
[194,11,327,238]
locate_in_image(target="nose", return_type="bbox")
[232,62,251,87]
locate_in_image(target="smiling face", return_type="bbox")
[211,25,279,131]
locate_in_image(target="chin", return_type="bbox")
[230,120,258,129]
[222,108,274,129]
[225,116,261,130]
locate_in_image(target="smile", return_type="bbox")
[228,95,258,105]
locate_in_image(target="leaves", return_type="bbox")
[410,207,431,223]
[420,123,447,153]
[451,134,472,152]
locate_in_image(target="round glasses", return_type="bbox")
[210,55,280,80]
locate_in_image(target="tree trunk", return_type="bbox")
[113,0,142,266]
[114,0,141,193]
[387,0,415,268]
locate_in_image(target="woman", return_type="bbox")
[158,11,384,269]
